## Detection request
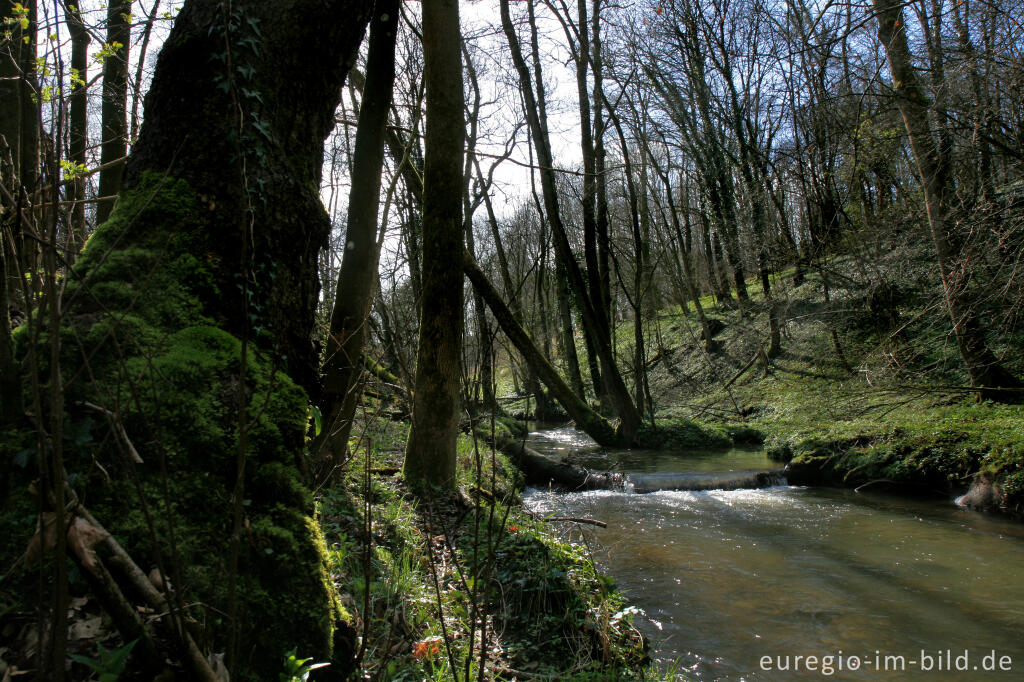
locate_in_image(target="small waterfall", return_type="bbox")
[627,469,787,494]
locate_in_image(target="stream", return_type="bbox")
[523,426,1024,680]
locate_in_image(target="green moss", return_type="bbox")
[483,520,646,675]
[779,405,1024,508]
[634,418,733,450]
[2,171,345,679]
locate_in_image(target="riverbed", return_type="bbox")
[523,426,1024,680]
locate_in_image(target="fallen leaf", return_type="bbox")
[68,616,104,641]
[66,517,110,575]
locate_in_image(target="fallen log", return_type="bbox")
[540,516,607,528]
[497,439,625,492]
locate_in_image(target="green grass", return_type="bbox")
[318,417,648,681]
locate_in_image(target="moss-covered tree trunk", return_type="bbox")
[27,0,373,677]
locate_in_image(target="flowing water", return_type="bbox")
[523,426,1024,680]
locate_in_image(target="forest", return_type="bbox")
[1,0,1023,678]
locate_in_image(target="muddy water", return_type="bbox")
[523,427,1024,680]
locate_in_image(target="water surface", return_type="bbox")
[524,427,1024,680]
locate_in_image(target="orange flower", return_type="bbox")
[412,636,442,660]
[508,525,519,533]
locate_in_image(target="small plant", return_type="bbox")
[281,649,329,682]
[69,639,137,682]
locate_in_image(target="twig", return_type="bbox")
[854,479,895,493]
[78,401,144,463]
[542,516,608,528]
[724,341,767,390]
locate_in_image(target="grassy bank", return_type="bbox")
[317,415,649,680]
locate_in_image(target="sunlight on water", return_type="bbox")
[523,428,1024,680]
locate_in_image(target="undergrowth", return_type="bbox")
[317,415,649,681]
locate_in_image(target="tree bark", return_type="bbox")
[53,0,373,676]
[404,0,465,488]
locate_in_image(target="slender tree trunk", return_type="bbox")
[478,157,542,412]
[604,101,650,416]
[67,4,90,255]
[464,252,619,446]
[0,226,17,424]
[555,257,586,398]
[462,46,496,413]
[97,0,131,225]
[874,0,1021,398]
[130,0,162,143]
[403,183,423,305]
[655,162,713,351]
[318,0,400,472]
[499,0,642,438]
[404,0,465,488]
[592,0,611,333]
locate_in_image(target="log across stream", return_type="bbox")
[522,426,1024,680]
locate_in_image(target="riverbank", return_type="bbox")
[499,244,1023,519]
[318,417,648,680]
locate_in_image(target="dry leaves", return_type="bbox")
[66,517,110,574]
[24,514,110,574]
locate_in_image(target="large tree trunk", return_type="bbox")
[37,0,373,677]
[874,0,1021,399]
[403,0,465,489]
